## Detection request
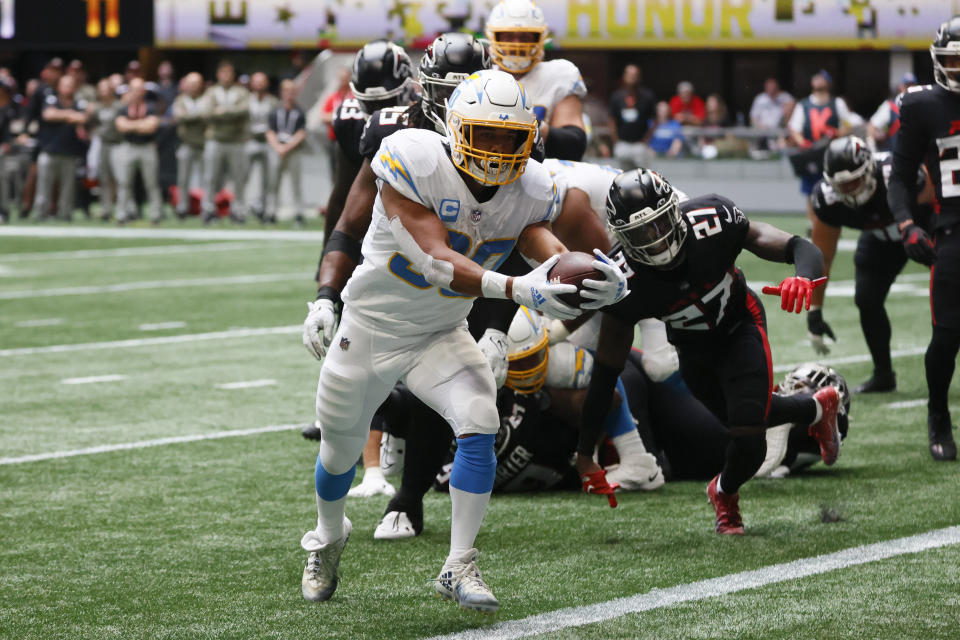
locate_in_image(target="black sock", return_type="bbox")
[926,326,960,417]
[768,392,817,426]
[719,434,766,495]
[388,398,453,517]
[858,305,894,374]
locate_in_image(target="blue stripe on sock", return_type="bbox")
[449,433,496,495]
[315,456,356,502]
[604,378,635,438]
[662,370,690,393]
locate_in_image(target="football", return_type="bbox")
[547,251,603,307]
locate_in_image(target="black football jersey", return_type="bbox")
[811,153,930,239]
[890,84,960,230]
[358,105,412,162]
[604,194,752,345]
[331,98,368,165]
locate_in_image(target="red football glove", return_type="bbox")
[581,469,619,508]
[761,276,827,313]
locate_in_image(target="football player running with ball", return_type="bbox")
[888,17,960,461]
[578,170,841,535]
[298,70,628,611]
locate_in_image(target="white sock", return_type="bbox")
[446,486,491,565]
[612,429,648,460]
[811,399,823,426]
[717,476,728,495]
[316,494,348,545]
[361,465,384,483]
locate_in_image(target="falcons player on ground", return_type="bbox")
[579,169,842,535]
[888,16,960,462]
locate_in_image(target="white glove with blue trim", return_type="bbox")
[580,249,630,310]
[511,255,581,321]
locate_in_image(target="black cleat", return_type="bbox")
[301,421,323,441]
[854,370,896,394]
[928,413,957,462]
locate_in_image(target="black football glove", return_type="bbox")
[901,222,936,267]
[807,308,836,356]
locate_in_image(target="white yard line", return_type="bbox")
[425,525,960,640]
[0,325,299,357]
[0,242,279,262]
[885,399,928,410]
[0,272,306,299]
[0,225,323,242]
[15,318,64,327]
[0,423,304,465]
[772,346,927,374]
[215,379,277,390]
[138,321,187,331]
[61,374,128,385]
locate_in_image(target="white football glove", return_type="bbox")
[580,249,630,310]
[511,254,581,321]
[302,299,337,360]
[477,328,509,388]
[347,467,396,498]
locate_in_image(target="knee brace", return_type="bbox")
[449,433,497,495]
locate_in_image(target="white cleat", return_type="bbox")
[301,517,352,602]
[374,511,418,540]
[435,548,499,613]
[605,453,665,491]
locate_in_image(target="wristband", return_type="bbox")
[316,286,342,306]
[481,270,509,299]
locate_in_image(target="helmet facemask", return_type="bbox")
[447,111,535,186]
[505,307,549,394]
[485,28,546,74]
[932,45,960,93]
[350,81,412,115]
[420,70,465,133]
[825,157,877,208]
[608,192,687,268]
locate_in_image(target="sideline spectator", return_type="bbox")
[648,101,684,158]
[89,78,122,220]
[155,61,178,113]
[245,71,278,220]
[68,60,96,105]
[609,63,656,167]
[172,72,207,219]
[115,77,162,224]
[22,57,63,216]
[201,60,249,224]
[34,74,88,221]
[266,79,306,225]
[0,78,21,223]
[867,72,916,151]
[698,94,736,159]
[669,81,705,125]
[749,77,793,151]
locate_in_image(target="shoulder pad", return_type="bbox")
[371,128,444,204]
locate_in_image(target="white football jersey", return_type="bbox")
[518,59,586,124]
[342,128,560,336]
[543,158,621,244]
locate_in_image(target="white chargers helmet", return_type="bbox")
[445,69,537,186]
[505,306,549,394]
[485,0,549,75]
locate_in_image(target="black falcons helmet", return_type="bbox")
[350,40,414,114]
[779,363,851,440]
[822,136,876,208]
[932,16,960,93]
[419,32,491,133]
[605,169,686,269]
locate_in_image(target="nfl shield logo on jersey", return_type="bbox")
[471,208,482,223]
[339,337,350,351]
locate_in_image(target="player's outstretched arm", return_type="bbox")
[746,221,827,313]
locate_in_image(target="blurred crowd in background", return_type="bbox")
[0,48,914,225]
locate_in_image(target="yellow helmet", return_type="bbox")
[505,306,549,394]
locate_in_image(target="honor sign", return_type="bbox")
[154,0,955,50]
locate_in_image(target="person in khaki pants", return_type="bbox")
[172,72,207,219]
[245,72,278,220]
[35,74,88,221]
[115,78,162,224]
[266,79,307,225]
[201,60,249,224]
[90,78,122,220]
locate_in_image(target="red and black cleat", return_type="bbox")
[810,386,842,465]
[706,475,744,535]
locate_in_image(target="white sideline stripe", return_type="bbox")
[215,379,277,390]
[0,423,303,465]
[886,399,928,410]
[0,242,274,262]
[15,317,64,327]
[0,325,299,357]
[138,321,187,331]
[61,374,127,385]
[0,225,323,242]
[773,346,927,373]
[0,272,305,299]
[427,525,960,640]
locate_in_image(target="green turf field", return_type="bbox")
[1,217,958,640]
